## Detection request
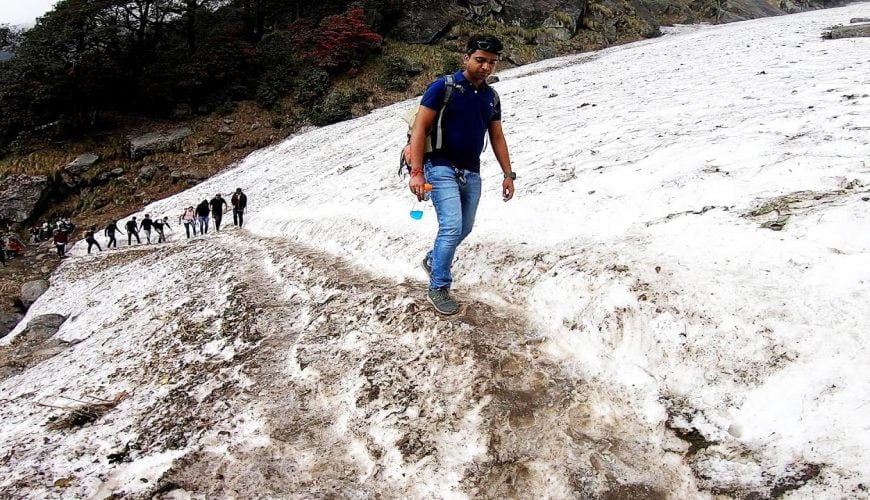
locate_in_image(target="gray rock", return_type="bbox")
[20,314,67,342]
[0,310,23,339]
[824,24,870,39]
[21,280,50,308]
[170,171,183,183]
[129,128,192,159]
[223,118,235,125]
[851,18,870,23]
[192,147,216,157]
[218,125,235,136]
[0,175,50,225]
[110,167,125,177]
[137,164,158,182]
[64,153,100,177]
[390,8,456,43]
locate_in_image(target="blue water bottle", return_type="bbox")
[410,183,432,220]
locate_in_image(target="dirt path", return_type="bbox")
[148,232,692,498]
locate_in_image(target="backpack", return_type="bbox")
[398,74,500,177]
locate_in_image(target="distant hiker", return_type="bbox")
[53,229,69,257]
[84,225,102,254]
[125,217,141,245]
[105,220,123,248]
[210,193,229,231]
[196,200,210,234]
[154,217,172,243]
[408,34,516,315]
[29,226,39,244]
[180,206,197,238]
[140,214,154,243]
[40,222,51,242]
[231,188,247,227]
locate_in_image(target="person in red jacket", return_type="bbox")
[53,229,69,257]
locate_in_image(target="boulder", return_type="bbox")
[129,128,192,159]
[0,310,23,339]
[63,153,100,177]
[824,24,870,39]
[21,280,50,308]
[20,314,67,342]
[0,175,50,225]
[851,18,870,23]
[390,8,456,43]
[137,164,158,182]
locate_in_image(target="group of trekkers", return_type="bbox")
[83,188,248,254]
[27,188,248,259]
[178,188,247,239]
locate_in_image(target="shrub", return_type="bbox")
[379,57,411,91]
[296,67,332,105]
[307,90,354,126]
[291,6,383,72]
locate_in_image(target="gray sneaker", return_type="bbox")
[422,254,432,277]
[427,288,459,315]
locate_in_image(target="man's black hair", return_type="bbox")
[466,34,503,56]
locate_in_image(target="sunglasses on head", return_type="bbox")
[467,40,501,54]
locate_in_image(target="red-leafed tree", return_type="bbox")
[291,6,382,72]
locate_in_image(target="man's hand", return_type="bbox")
[502,178,514,201]
[409,172,427,201]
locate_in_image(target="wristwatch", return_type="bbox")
[503,172,517,180]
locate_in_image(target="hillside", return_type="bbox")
[1,4,870,498]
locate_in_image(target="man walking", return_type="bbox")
[196,200,210,234]
[53,228,69,257]
[105,220,123,248]
[231,188,247,227]
[139,214,155,244]
[125,217,141,245]
[84,225,102,254]
[408,34,516,315]
[210,193,229,231]
[153,217,171,243]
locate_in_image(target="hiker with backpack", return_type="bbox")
[105,220,123,248]
[231,188,247,227]
[406,35,516,315]
[180,206,197,238]
[84,225,102,254]
[196,200,210,234]
[125,217,141,245]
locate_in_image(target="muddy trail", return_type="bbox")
[140,232,692,498]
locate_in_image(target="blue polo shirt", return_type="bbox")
[420,71,501,173]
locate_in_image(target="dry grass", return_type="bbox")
[41,392,129,430]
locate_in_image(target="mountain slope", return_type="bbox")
[2,4,870,498]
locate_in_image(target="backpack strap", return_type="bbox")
[433,74,459,151]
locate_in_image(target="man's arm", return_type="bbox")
[408,106,438,200]
[488,120,514,201]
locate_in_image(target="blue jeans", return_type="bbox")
[425,161,482,290]
[198,215,209,234]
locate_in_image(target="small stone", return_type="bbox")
[218,125,235,136]
[223,118,235,125]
